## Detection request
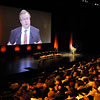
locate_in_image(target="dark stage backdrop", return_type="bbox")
[79,6,100,54]
[52,4,100,55]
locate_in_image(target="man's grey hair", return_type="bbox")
[19,9,31,20]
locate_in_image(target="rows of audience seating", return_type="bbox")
[0,56,100,100]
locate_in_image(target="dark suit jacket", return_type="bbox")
[9,26,41,44]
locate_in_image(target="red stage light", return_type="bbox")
[69,33,73,49]
[27,45,31,51]
[37,45,41,50]
[15,46,20,52]
[54,34,58,49]
[1,46,6,53]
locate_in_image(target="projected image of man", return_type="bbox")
[7,9,42,45]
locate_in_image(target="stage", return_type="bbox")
[0,51,86,87]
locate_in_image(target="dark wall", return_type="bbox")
[52,2,100,55]
[52,2,79,53]
[79,4,100,55]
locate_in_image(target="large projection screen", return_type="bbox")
[0,5,51,45]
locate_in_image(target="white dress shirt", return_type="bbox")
[21,26,30,45]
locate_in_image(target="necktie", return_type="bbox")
[24,30,27,44]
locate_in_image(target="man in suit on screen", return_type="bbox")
[7,9,42,45]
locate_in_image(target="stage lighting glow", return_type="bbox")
[27,45,31,51]
[54,34,58,50]
[15,46,20,52]
[69,33,76,54]
[37,45,41,50]
[1,46,6,53]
